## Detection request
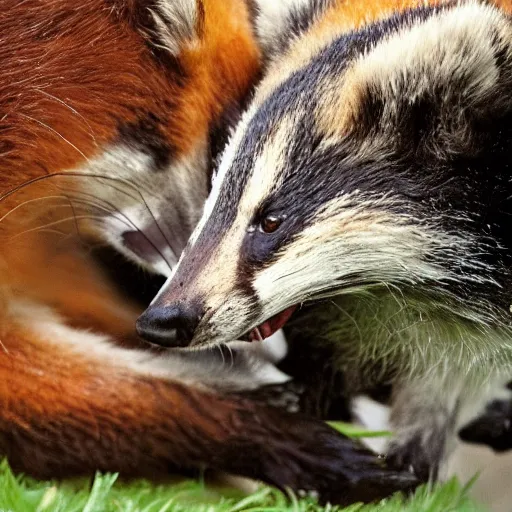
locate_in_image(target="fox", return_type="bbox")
[0,0,421,502]
[138,0,512,484]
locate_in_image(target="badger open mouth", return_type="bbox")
[248,306,298,341]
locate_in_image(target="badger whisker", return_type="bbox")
[9,214,110,240]
[1,172,140,203]
[1,173,175,272]
[0,195,73,224]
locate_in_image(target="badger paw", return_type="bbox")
[254,411,420,505]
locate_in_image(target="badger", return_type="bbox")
[137,0,512,482]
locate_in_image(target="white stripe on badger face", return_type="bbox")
[183,117,295,315]
[236,116,294,218]
[189,101,262,247]
[191,105,296,249]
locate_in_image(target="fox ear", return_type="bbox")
[252,0,333,58]
[121,0,205,56]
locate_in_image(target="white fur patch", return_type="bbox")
[254,197,428,316]
[70,140,208,276]
[149,0,198,55]
[254,0,312,51]
[260,329,289,363]
[7,299,290,392]
[352,395,390,453]
[237,116,293,218]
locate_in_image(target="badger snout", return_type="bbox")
[135,224,262,347]
[136,302,203,347]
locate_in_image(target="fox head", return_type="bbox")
[1,0,260,276]
[137,0,512,347]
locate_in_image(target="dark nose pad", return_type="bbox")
[136,304,202,347]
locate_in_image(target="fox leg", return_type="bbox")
[385,381,457,481]
[0,300,418,504]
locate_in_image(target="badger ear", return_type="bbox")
[252,0,333,58]
[342,3,512,159]
[121,0,204,56]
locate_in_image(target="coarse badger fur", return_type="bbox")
[138,0,512,482]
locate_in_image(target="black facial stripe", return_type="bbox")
[118,112,176,172]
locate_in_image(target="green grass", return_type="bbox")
[327,422,392,439]
[0,459,485,512]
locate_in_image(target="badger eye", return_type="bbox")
[260,215,282,234]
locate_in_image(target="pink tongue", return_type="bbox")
[249,306,297,341]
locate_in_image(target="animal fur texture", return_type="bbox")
[1,0,421,501]
[139,0,512,483]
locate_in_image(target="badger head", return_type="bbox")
[137,1,512,347]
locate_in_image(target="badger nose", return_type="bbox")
[136,304,201,347]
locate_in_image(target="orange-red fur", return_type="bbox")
[0,0,259,187]
[0,0,282,481]
[0,312,338,481]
